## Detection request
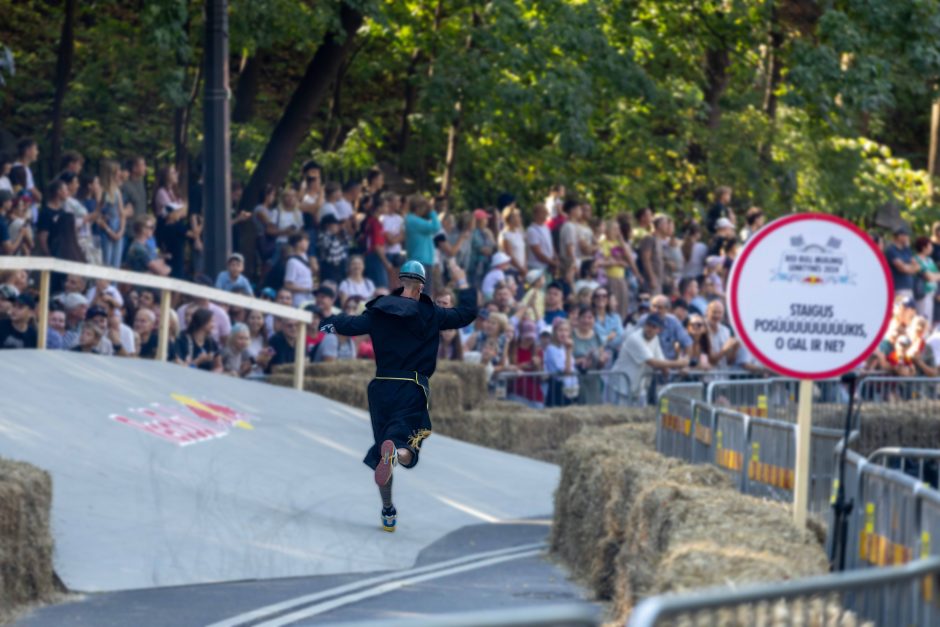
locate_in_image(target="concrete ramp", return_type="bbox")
[0,352,557,593]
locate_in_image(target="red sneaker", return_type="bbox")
[374,440,397,486]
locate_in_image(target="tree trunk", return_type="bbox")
[760,0,784,165]
[49,0,77,173]
[241,3,364,211]
[173,64,203,202]
[232,53,262,123]
[439,101,462,199]
[929,98,940,203]
[703,46,730,130]
[396,50,423,157]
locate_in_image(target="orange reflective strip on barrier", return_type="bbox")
[683,419,691,436]
[786,469,795,490]
[859,530,869,561]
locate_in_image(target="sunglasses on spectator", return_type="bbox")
[690,321,704,328]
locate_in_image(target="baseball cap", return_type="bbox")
[0,189,12,205]
[491,252,511,267]
[473,209,488,221]
[85,306,108,320]
[261,287,277,300]
[320,214,339,228]
[14,293,36,308]
[0,284,19,301]
[644,313,665,329]
[900,297,917,309]
[227,252,244,264]
[894,224,911,236]
[61,292,89,310]
[314,285,336,299]
[715,218,734,230]
[525,268,545,286]
[547,281,565,293]
[519,320,538,341]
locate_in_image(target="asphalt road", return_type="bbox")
[16,521,598,626]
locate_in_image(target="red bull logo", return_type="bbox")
[110,395,258,446]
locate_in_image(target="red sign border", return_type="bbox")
[728,213,894,380]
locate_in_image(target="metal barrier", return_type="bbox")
[656,393,696,462]
[713,408,749,490]
[858,377,940,406]
[869,448,940,490]
[492,370,632,407]
[706,377,851,423]
[745,416,795,502]
[628,555,940,627]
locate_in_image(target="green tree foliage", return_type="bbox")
[1,0,938,227]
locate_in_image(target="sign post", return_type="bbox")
[728,214,892,528]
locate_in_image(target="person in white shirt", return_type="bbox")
[318,181,343,222]
[499,208,527,276]
[13,138,40,201]
[611,314,688,402]
[334,180,360,236]
[283,232,315,307]
[381,192,405,267]
[299,160,323,231]
[481,252,512,300]
[544,183,565,219]
[705,300,738,368]
[273,187,304,244]
[338,255,376,306]
[525,203,556,272]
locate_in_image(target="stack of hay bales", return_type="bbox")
[0,458,57,622]
[551,425,829,623]
[268,361,657,462]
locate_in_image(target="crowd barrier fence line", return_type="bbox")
[491,370,635,407]
[0,256,313,390]
[628,554,940,627]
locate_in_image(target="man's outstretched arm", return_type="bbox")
[438,261,478,330]
[321,310,373,336]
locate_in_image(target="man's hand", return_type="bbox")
[448,260,466,285]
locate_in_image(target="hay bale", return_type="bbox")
[551,424,678,598]
[0,458,56,620]
[429,374,465,414]
[305,377,370,411]
[304,361,375,378]
[436,362,488,410]
[613,481,828,618]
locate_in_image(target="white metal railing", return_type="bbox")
[0,256,313,390]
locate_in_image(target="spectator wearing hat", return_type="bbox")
[82,306,117,355]
[708,217,737,257]
[887,225,920,300]
[0,294,38,349]
[611,313,689,404]
[467,208,496,288]
[481,252,512,300]
[214,253,253,296]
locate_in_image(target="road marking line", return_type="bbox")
[205,543,544,627]
[431,494,502,523]
[255,549,543,626]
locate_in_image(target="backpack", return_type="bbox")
[261,254,307,292]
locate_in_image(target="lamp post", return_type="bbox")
[202,0,231,277]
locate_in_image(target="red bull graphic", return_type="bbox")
[110,395,258,446]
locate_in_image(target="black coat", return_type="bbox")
[324,287,477,377]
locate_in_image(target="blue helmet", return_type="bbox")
[399,260,427,284]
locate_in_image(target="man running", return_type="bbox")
[320,259,477,531]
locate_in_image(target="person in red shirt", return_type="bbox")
[362,194,393,288]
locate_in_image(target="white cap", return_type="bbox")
[61,292,89,310]
[491,252,512,267]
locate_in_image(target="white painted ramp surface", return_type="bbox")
[0,352,557,592]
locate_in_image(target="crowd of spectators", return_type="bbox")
[2,137,940,405]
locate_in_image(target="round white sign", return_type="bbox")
[728,213,893,380]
